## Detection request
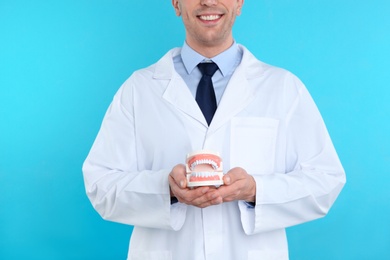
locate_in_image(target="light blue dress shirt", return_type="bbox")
[173,42,243,104]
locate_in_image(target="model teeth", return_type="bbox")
[190,159,218,170]
[191,172,215,177]
[200,15,220,21]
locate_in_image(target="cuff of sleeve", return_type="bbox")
[170,196,179,204]
[244,201,255,208]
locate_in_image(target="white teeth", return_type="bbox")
[190,159,218,171]
[200,15,220,21]
[192,172,214,177]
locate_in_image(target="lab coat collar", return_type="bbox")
[181,41,240,77]
[155,45,266,129]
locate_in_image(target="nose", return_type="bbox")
[200,0,218,6]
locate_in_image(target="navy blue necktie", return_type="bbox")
[196,62,219,125]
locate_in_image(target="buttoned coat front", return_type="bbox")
[83,45,346,260]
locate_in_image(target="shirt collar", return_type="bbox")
[181,41,240,77]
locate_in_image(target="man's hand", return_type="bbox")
[168,164,220,208]
[217,167,256,203]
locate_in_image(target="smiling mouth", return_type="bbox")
[198,14,222,21]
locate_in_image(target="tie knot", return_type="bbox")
[198,62,219,77]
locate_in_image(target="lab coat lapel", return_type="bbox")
[210,69,254,131]
[163,74,207,125]
[155,49,207,126]
[210,47,262,131]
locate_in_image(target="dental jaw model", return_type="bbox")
[186,150,223,187]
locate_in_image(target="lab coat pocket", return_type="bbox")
[230,117,279,175]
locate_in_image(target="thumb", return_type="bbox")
[171,164,187,188]
[223,173,232,185]
[223,167,247,185]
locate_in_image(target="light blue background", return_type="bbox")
[1,1,389,259]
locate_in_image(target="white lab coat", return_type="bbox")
[83,45,346,260]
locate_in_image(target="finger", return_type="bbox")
[197,197,222,208]
[169,174,181,195]
[176,186,210,205]
[169,164,187,188]
[208,194,223,205]
[217,185,241,202]
[220,172,256,202]
[194,189,223,208]
[169,177,185,200]
[223,167,246,185]
[169,169,190,200]
[182,186,223,207]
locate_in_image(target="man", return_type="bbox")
[82,0,346,259]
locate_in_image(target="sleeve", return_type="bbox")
[82,82,187,231]
[239,75,346,235]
